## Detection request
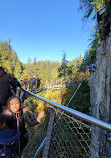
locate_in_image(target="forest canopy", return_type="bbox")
[0,40,83,80]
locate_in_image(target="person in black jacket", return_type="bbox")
[11,74,18,94]
[0,67,21,113]
[3,95,44,157]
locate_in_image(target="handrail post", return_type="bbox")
[42,109,55,158]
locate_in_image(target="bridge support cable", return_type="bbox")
[53,76,87,127]
[33,137,47,158]
[66,79,84,107]
[51,79,84,129]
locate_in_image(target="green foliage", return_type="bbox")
[0,40,86,82]
[27,57,32,65]
[63,80,90,114]
[79,29,100,71]
[79,0,110,21]
[68,55,83,69]
[92,0,110,11]
[10,51,19,71]
[33,57,37,63]
[0,40,22,75]
[79,0,95,22]
[0,40,61,80]
[14,61,22,78]
[22,60,61,80]
[58,53,72,79]
[0,40,12,67]
[79,0,111,40]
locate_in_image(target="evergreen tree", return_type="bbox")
[0,41,12,66]
[68,55,83,69]
[3,60,12,73]
[58,53,72,79]
[79,0,111,22]
[0,40,23,76]
[33,57,37,64]
[10,51,19,72]
[27,57,32,65]
[79,30,100,71]
[14,61,22,78]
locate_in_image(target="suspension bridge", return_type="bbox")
[17,75,111,158]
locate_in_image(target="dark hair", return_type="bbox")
[3,96,23,113]
[0,67,4,71]
[11,74,15,78]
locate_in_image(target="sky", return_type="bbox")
[0,0,95,63]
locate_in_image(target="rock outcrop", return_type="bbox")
[89,33,111,158]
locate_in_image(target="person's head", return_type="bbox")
[3,67,9,74]
[4,96,23,113]
[11,74,15,78]
[0,67,4,71]
[0,114,6,130]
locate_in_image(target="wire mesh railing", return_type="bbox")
[20,88,111,158]
[48,112,93,158]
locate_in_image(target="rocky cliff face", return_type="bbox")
[89,33,111,158]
